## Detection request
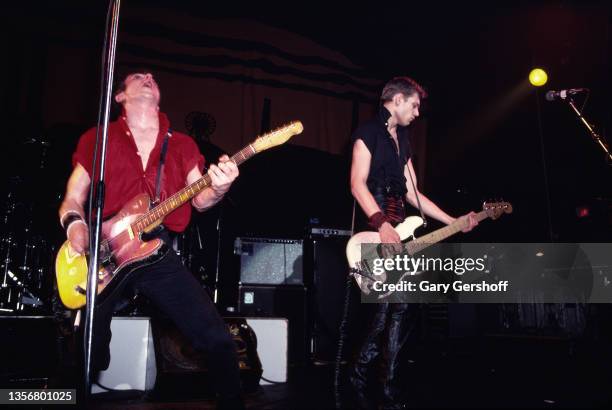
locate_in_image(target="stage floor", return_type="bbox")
[85,337,612,409]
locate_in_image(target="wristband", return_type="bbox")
[368,211,389,230]
[66,219,87,238]
[61,212,84,230]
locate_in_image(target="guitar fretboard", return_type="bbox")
[131,144,256,234]
[406,210,488,254]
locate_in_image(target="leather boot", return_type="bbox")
[379,303,418,409]
[349,303,390,409]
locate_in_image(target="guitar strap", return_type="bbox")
[153,129,172,205]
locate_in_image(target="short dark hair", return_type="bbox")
[112,68,156,98]
[112,71,130,99]
[111,68,156,117]
[380,76,427,103]
[113,76,127,98]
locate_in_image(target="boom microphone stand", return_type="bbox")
[565,97,612,164]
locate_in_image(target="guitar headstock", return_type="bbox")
[251,121,304,153]
[483,201,513,220]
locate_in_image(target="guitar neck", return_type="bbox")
[131,144,256,234]
[407,210,488,254]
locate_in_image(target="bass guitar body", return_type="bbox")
[346,201,513,297]
[346,216,424,295]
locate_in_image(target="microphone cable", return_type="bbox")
[334,272,354,409]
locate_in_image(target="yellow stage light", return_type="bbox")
[529,68,548,87]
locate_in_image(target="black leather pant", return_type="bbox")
[350,302,420,408]
[350,186,416,407]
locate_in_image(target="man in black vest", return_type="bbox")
[349,77,477,409]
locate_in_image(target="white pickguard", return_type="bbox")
[346,216,424,296]
[345,202,511,297]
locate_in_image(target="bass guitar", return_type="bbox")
[345,201,512,296]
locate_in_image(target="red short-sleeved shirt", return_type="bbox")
[73,112,205,233]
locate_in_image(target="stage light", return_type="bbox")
[576,206,590,218]
[529,68,548,87]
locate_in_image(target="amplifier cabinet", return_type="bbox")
[238,285,307,364]
[92,317,156,393]
[242,318,288,385]
[234,237,303,285]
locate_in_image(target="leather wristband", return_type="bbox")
[368,211,389,230]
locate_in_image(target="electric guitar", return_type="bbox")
[345,201,513,297]
[56,121,304,309]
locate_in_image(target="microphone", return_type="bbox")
[545,88,589,101]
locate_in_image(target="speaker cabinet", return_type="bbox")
[92,317,156,393]
[238,285,308,364]
[235,237,303,285]
[235,317,288,385]
[306,232,358,362]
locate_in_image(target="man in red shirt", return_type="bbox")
[58,72,243,409]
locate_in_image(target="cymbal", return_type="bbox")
[22,137,51,147]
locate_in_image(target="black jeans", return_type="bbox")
[89,243,241,399]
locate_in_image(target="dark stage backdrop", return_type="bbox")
[1,5,612,389]
[0,2,610,288]
[0,3,433,244]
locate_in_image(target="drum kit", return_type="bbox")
[0,135,60,315]
[0,186,51,314]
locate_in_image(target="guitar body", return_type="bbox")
[346,216,423,295]
[345,202,513,296]
[55,121,305,309]
[55,193,167,309]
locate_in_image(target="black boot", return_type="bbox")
[349,303,390,409]
[349,359,371,409]
[379,303,418,410]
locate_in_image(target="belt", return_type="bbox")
[371,186,405,198]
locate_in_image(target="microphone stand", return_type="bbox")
[83,0,121,397]
[566,97,612,164]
